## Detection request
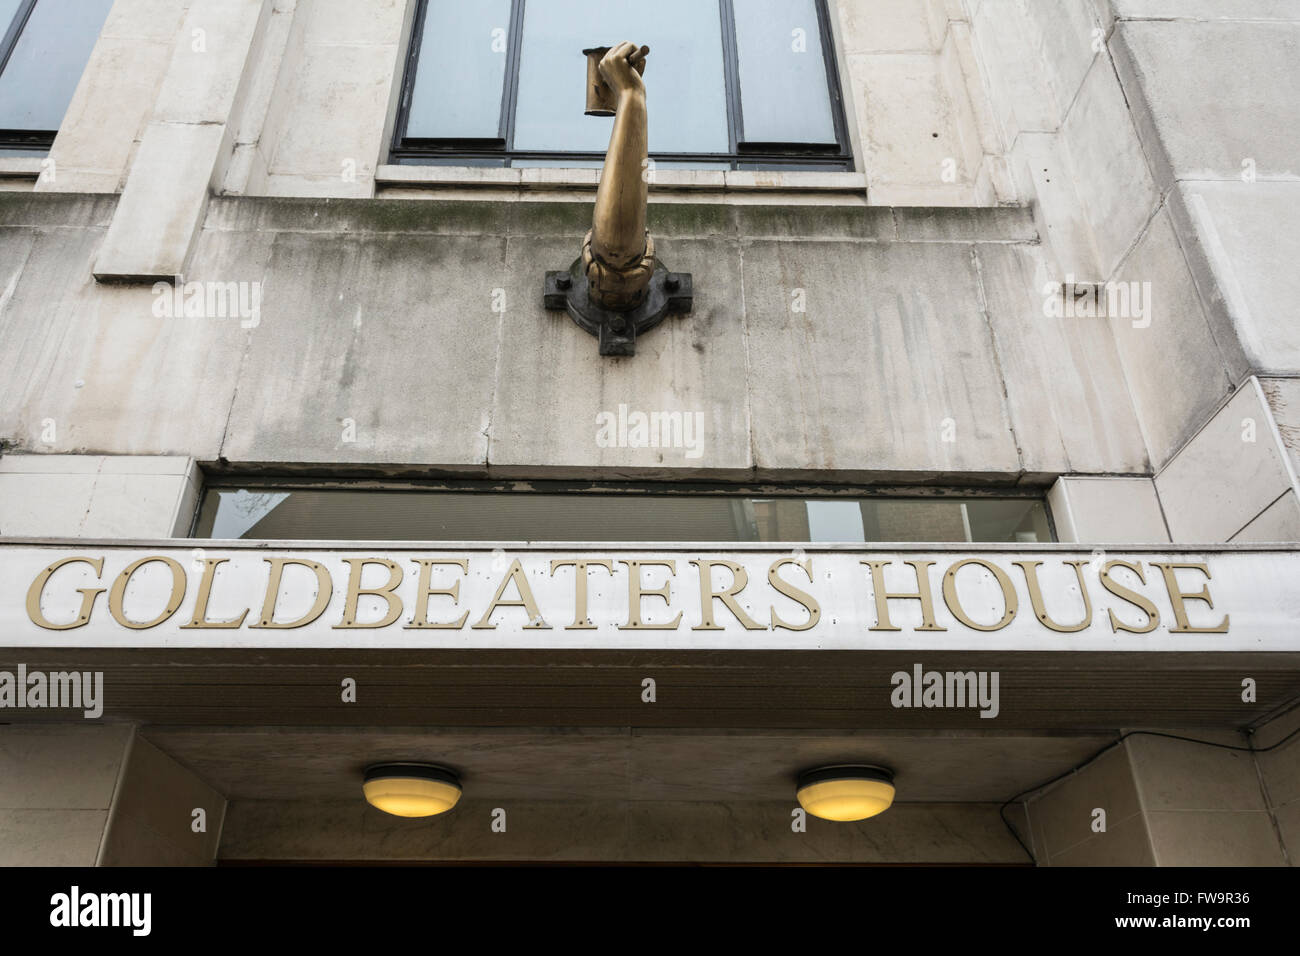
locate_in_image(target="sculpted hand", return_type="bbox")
[599,41,648,98]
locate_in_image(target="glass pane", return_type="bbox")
[195,490,1053,544]
[0,0,113,131]
[860,499,1052,544]
[406,0,512,140]
[804,500,864,542]
[511,158,604,168]
[964,499,1054,543]
[861,499,970,543]
[513,0,729,153]
[733,0,836,145]
[203,490,291,539]
[653,160,731,169]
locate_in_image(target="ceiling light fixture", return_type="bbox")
[362,763,461,818]
[796,765,896,822]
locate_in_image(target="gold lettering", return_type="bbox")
[26,557,105,630]
[472,558,549,629]
[335,558,404,629]
[691,559,765,631]
[405,559,469,629]
[942,559,1018,632]
[250,558,333,629]
[768,558,821,632]
[618,560,682,630]
[1013,560,1092,633]
[550,559,614,629]
[181,558,248,629]
[108,556,187,630]
[862,560,946,632]
[1152,562,1229,633]
[1099,560,1159,634]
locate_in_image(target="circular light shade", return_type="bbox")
[796,765,895,822]
[363,763,461,818]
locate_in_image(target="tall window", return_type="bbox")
[0,0,112,152]
[392,0,852,170]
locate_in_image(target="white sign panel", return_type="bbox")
[1,542,1296,651]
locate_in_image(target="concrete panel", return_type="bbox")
[976,243,1149,475]
[1105,0,1300,17]
[38,34,174,195]
[0,190,1245,483]
[1113,20,1300,182]
[91,0,270,277]
[100,815,218,866]
[1026,744,1143,860]
[1045,811,1154,866]
[1047,477,1169,544]
[1009,132,1103,279]
[745,238,1019,479]
[1108,206,1234,469]
[0,725,130,810]
[99,736,226,866]
[303,0,404,46]
[0,455,196,538]
[837,0,943,54]
[93,121,230,280]
[1127,732,1266,813]
[219,230,503,467]
[1273,801,1300,860]
[488,236,752,476]
[1256,708,1300,798]
[227,0,300,162]
[1034,0,1103,121]
[1232,492,1300,544]
[1156,382,1295,543]
[0,220,253,458]
[154,0,272,125]
[144,727,1114,805]
[1146,810,1284,866]
[263,31,400,193]
[967,0,1057,145]
[848,52,982,204]
[218,797,1027,863]
[1059,56,1160,279]
[0,725,132,866]
[0,810,110,866]
[1174,182,1300,373]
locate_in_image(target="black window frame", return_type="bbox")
[390,0,854,171]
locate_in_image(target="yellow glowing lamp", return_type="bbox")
[363,764,462,818]
[796,766,896,822]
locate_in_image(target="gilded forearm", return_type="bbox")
[591,89,648,269]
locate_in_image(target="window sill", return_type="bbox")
[375,164,867,196]
[0,156,44,182]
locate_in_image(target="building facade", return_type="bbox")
[0,0,1298,866]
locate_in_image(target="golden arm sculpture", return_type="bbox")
[543,42,693,357]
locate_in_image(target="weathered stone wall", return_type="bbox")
[0,193,1148,483]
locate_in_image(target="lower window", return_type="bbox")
[193,485,1052,543]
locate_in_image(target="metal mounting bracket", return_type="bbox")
[544,261,693,357]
